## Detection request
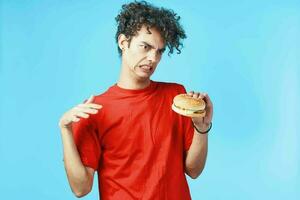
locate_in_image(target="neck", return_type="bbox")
[117,64,151,90]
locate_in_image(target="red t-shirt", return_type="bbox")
[72,80,195,200]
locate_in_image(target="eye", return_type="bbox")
[140,44,149,50]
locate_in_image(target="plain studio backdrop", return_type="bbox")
[0,0,299,199]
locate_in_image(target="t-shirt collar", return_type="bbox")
[109,80,157,95]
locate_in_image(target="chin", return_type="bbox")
[136,75,151,81]
[136,71,153,78]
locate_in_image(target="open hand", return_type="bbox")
[58,95,102,129]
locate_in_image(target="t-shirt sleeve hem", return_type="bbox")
[184,130,195,151]
[81,156,99,171]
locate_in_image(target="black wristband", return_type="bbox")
[193,122,212,134]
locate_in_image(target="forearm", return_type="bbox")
[185,129,208,179]
[60,127,92,196]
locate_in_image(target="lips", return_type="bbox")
[139,65,152,72]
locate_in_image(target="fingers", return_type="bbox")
[59,114,81,128]
[193,92,201,99]
[187,91,204,99]
[187,91,194,96]
[72,98,103,122]
[187,91,213,109]
[203,93,213,108]
[74,106,99,114]
[59,96,103,128]
[72,116,80,122]
[85,95,94,104]
[83,95,102,109]
[186,90,213,123]
[78,103,102,109]
[73,102,103,118]
[74,111,90,119]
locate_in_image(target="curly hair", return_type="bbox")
[115,1,187,56]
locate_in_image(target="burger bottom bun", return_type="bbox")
[172,104,206,118]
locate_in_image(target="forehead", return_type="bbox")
[132,26,165,48]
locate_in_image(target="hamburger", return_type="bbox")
[171,94,206,117]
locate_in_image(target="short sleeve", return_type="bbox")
[71,116,101,170]
[176,84,195,151]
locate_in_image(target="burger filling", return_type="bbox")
[173,104,205,114]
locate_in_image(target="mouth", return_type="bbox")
[139,65,153,72]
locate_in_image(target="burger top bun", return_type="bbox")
[172,94,206,118]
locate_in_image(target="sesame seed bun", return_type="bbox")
[172,94,206,117]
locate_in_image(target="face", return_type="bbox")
[118,25,166,81]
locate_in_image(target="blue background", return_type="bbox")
[1,0,299,199]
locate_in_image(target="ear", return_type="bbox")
[118,34,129,51]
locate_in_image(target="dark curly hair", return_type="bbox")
[115,1,187,56]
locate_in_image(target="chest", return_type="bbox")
[97,95,181,154]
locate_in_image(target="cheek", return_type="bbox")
[132,53,147,65]
[124,51,137,67]
[124,48,148,69]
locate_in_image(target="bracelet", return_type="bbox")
[193,122,212,134]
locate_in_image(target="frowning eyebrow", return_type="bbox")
[141,41,166,53]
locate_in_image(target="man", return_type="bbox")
[59,1,213,199]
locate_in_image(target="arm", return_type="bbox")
[184,129,208,179]
[184,91,213,179]
[59,95,102,197]
[60,127,95,197]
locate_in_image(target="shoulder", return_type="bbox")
[76,87,116,112]
[92,91,114,106]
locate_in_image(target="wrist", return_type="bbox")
[193,122,212,134]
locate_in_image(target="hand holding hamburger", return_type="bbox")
[172,91,213,133]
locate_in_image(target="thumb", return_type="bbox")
[85,95,94,104]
